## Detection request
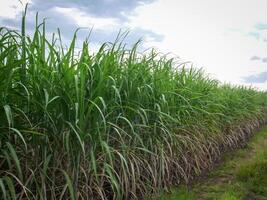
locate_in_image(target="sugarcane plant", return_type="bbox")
[0,7,267,200]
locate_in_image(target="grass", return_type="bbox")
[158,187,195,200]
[1,8,267,199]
[158,125,267,200]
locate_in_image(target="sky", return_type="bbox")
[1,0,267,90]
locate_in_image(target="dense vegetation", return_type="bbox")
[1,10,267,199]
[159,126,267,200]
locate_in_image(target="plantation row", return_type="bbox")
[1,12,267,199]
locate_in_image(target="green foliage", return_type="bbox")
[0,8,267,199]
[158,187,195,200]
[159,126,267,200]
[236,152,267,198]
[217,192,240,200]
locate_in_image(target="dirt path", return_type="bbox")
[159,125,267,200]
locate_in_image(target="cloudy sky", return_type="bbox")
[1,0,267,90]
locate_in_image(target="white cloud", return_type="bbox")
[53,7,119,30]
[1,0,267,90]
[244,81,267,91]
[128,0,267,89]
[0,0,31,18]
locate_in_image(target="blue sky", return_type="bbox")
[1,0,267,90]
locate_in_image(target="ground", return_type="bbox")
[158,125,267,200]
